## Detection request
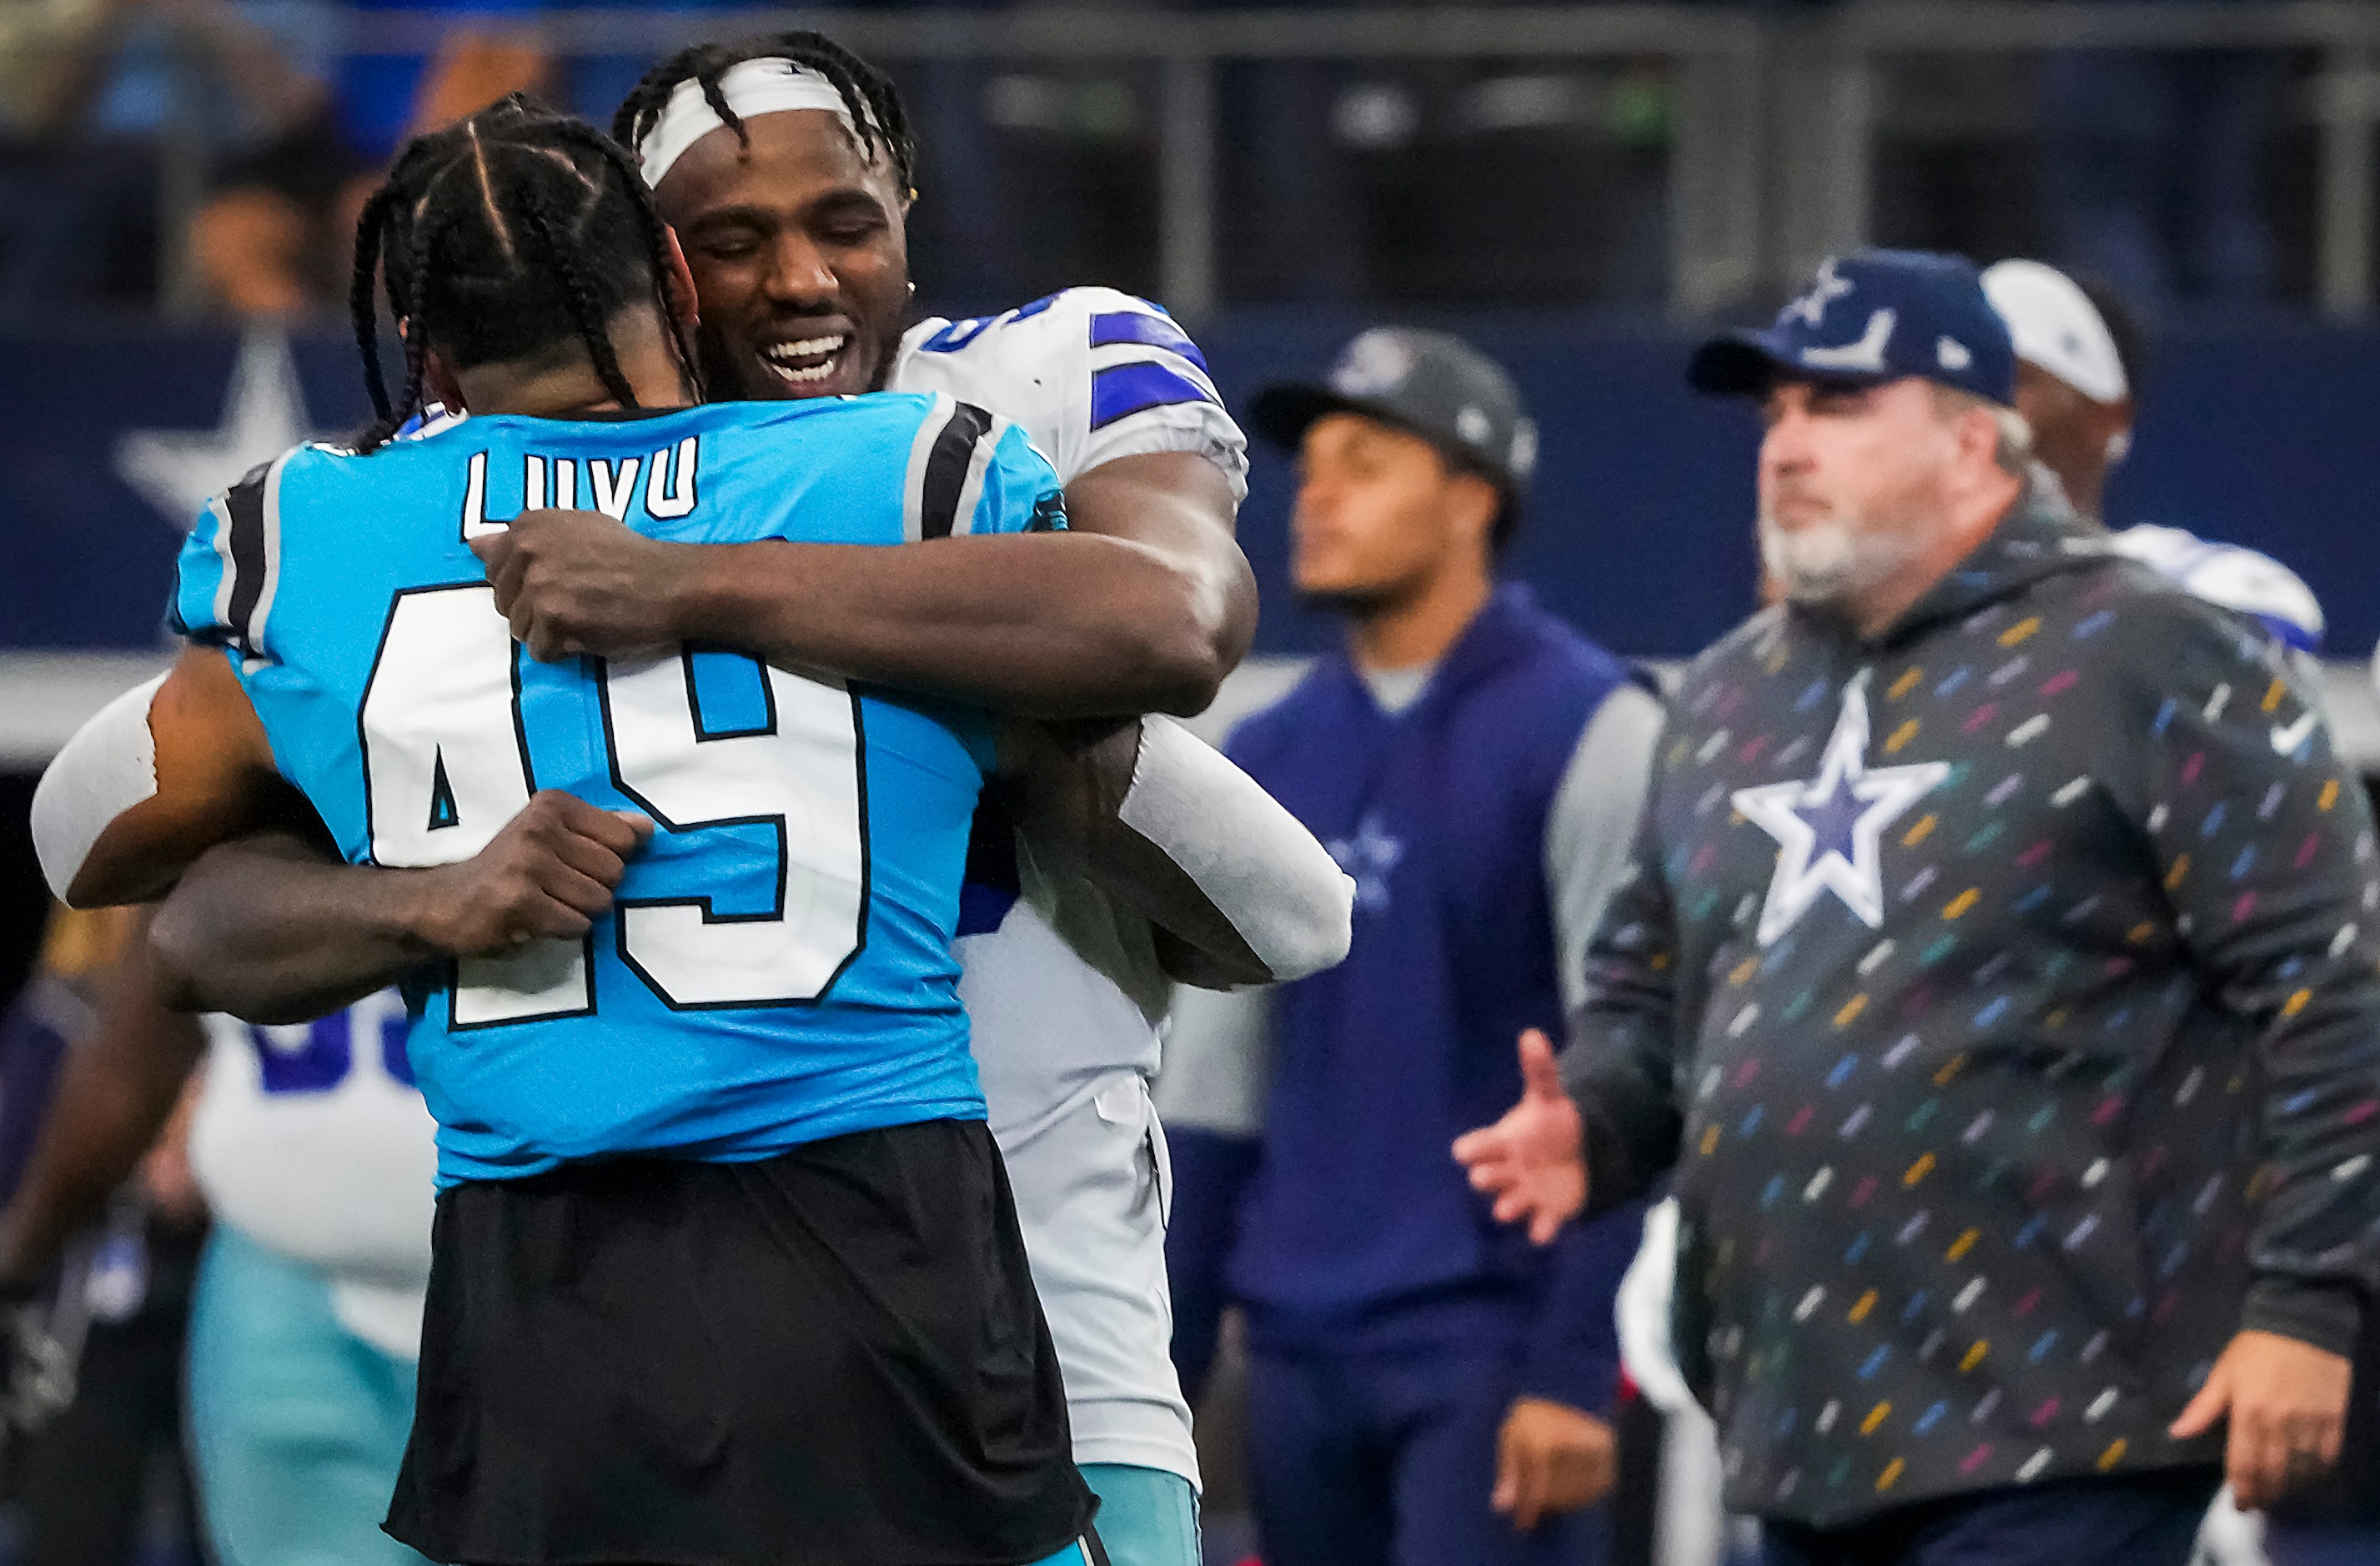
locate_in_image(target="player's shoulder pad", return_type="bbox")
[905,286,1216,404]
[178,439,318,661]
[890,392,1050,541]
[2109,522,2325,653]
[906,284,1198,359]
[901,285,1238,482]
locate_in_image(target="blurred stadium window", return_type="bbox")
[3,4,2380,324]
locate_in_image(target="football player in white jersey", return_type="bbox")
[0,924,434,1566]
[580,40,1274,1558]
[182,993,435,1566]
[1980,257,2325,653]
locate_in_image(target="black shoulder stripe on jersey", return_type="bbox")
[1082,1526,1112,1566]
[916,400,995,540]
[221,459,274,656]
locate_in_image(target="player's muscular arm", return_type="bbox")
[149,796,650,1024]
[1058,448,1258,677]
[34,645,313,909]
[477,451,1256,719]
[1000,715,1353,990]
[0,911,206,1295]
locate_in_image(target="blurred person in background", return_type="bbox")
[0,0,162,316]
[0,911,435,1563]
[1162,327,1658,1566]
[196,12,552,316]
[2036,7,2279,310]
[1454,249,2380,1566]
[0,907,205,1566]
[0,0,318,316]
[1980,257,2326,663]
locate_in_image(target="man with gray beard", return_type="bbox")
[1455,250,2380,1566]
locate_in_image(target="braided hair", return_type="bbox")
[612,32,915,197]
[349,95,704,453]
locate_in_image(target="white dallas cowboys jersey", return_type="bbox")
[187,989,437,1359]
[893,287,1247,1484]
[2111,522,2324,650]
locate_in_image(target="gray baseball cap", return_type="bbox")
[1249,328,1539,494]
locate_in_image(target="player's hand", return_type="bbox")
[1453,1029,1588,1245]
[1492,1396,1615,1532]
[2168,1328,2352,1510]
[473,509,694,663]
[411,791,652,956]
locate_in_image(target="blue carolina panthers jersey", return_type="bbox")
[171,395,1065,1184]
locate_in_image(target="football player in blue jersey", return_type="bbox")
[38,97,1348,1566]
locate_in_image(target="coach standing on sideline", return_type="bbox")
[1162,329,1655,1565]
[1455,251,2380,1566]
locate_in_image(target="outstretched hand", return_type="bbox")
[474,509,694,663]
[2168,1328,2352,1511]
[1452,1029,1589,1245]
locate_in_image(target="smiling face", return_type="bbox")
[650,108,911,401]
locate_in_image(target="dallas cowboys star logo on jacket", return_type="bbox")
[1731,680,1948,946]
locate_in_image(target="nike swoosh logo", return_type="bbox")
[2272,711,2319,755]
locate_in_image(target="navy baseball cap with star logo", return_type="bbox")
[1689,248,2016,406]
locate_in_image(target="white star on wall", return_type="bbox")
[1732,682,1950,946]
[114,331,322,532]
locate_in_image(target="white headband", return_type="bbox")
[1981,258,2130,405]
[636,58,861,190]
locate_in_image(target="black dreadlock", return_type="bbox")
[349,94,705,453]
[612,32,915,198]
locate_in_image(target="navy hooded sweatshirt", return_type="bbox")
[1167,585,1645,1414]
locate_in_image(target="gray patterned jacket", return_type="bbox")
[1563,500,2380,1526]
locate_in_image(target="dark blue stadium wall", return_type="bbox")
[5,316,2377,660]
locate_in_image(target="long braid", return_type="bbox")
[551,119,704,402]
[345,96,707,446]
[348,186,399,433]
[514,179,640,410]
[390,216,436,445]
